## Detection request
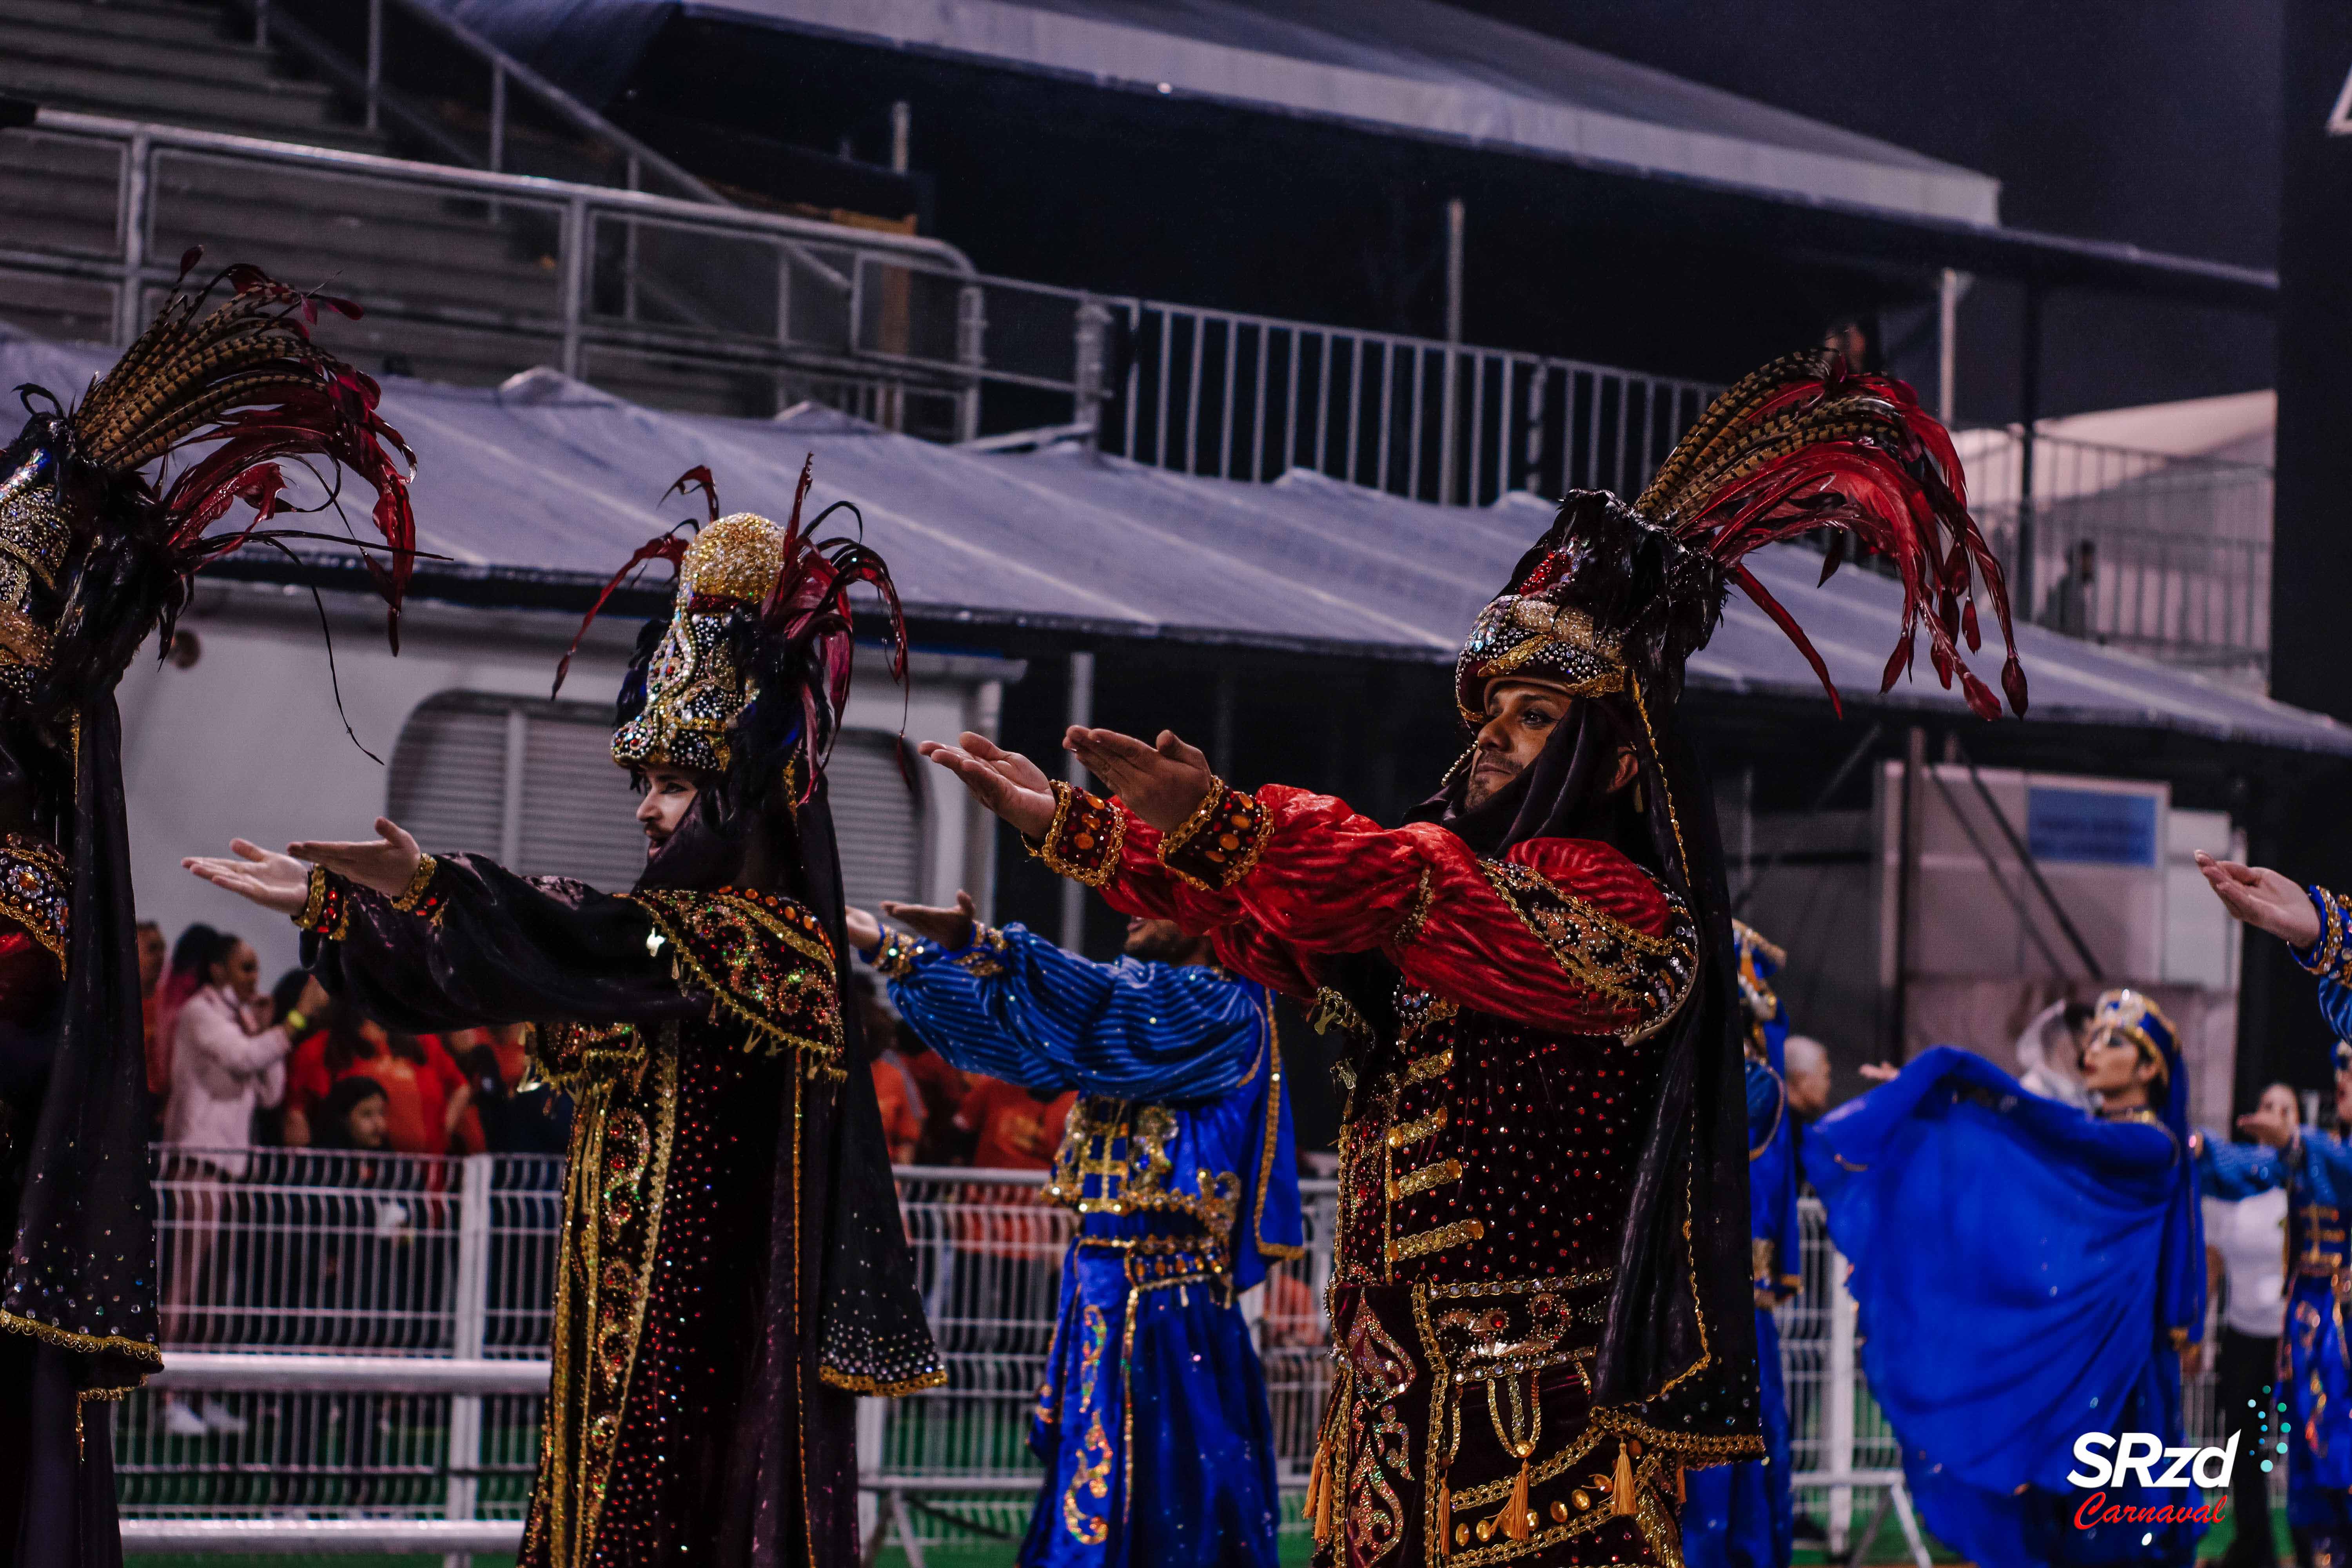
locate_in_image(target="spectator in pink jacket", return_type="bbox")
[158,931,326,1437]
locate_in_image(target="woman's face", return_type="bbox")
[211,940,261,1002]
[2260,1083,2301,1129]
[2078,1026,2156,1097]
[346,1094,388,1151]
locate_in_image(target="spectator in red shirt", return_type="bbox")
[284,1016,472,1156]
[954,1076,1076,1171]
[850,972,924,1165]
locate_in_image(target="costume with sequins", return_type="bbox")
[1681,924,1800,1568]
[873,920,1302,1568]
[1024,778,1715,1567]
[1019,349,2026,1568]
[0,258,415,1568]
[2196,883,2352,1557]
[304,486,935,1568]
[1805,995,2205,1568]
[302,854,941,1568]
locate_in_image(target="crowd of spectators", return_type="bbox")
[136,918,1074,1176]
[139,918,569,1166]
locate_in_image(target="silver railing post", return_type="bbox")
[956,282,987,444]
[487,59,506,174]
[1826,1241,1858,1555]
[114,128,151,346]
[557,194,589,379]
[1071,296,1110,436]
[445,1153,495,1568]
[365,0,384,134]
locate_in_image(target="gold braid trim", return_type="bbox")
[0,1309,162,1380]
[1156,780,1275,893]
[389,853,441,913]
[820,1366,951,1397]
[626,890,844,1076]
[1031,781,1128,889]
[2299,886,2346,977]
[1477,859,1697,1044]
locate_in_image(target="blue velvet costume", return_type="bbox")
[2196,882,2352,1556]
[872,922,1303,1568]
[1803,993,2206,1568]
[1684,923,1802,1568]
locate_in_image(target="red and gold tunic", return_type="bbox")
[1033,780,1721,1567]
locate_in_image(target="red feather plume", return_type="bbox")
[1634,350,2026,719]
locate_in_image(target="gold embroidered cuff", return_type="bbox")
[388,853,446,918]
[291,865,352,942]
[1156,779,1274,893]
[952,924,1012,978]
[869,930,926,981]
[2296,886,2347,977]
[1029,781,1126,889]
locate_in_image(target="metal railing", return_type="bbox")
[1109,301,1721,506]
[1958,428,2274,683]
[2,111,990,436]
[238,0,723,203]
[2,111,1714,481]
[128,1147,2214,1561]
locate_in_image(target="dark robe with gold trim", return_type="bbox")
[300,852,941,1568]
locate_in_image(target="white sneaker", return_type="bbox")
[200,1400,249,1435]
[162,1401,209,1439]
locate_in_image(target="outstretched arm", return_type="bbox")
[864,900,1266,1100]
[2199,852,2352,1038]
[933,727,1696,1038]
[186,826,707,1033]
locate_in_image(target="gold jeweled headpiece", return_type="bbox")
[2086,987,2178,1091]
[610,513,791,775]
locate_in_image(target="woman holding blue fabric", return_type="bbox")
[1802,991,2206,1568]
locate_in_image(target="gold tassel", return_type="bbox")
[1673,1463,1686,1506]
[1308,1439,1332,1543]
[1612,1440,1637,1517]
[1438,1477,1452,1557]
[1505,1459,1532,1541]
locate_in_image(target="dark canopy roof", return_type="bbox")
[8,332,2332,753]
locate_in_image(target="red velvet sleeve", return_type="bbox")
[1029,781,1698,1037]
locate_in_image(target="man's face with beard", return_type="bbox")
[1125,915,1210,965]
[1464,681,1573,811]
[634,765,701,855]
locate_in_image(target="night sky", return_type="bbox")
[1454,0,2284,421]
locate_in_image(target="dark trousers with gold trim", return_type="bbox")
[1308,1283,1676,1568]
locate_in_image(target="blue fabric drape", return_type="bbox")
[1803,1045,2205,1566]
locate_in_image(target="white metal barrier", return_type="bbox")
[126,1152,2233,1560]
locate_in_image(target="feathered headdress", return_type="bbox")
[1457,349,2025,724]
[557,457,905,803]
[0,249,415,725]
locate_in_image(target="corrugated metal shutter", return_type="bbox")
[516,710,645,888]
[825,733,926,914]
[388,694,926,905]
[386,696,506,861]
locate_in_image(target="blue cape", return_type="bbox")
[1803,1045,2202,1498]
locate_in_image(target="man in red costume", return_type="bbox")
[922,351,2028,1567]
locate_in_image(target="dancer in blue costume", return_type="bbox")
[2194,853,2352,1568]
[1802,991,2206,1568]
[847,893,1302,1568]
[1683,922,1803,1568]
